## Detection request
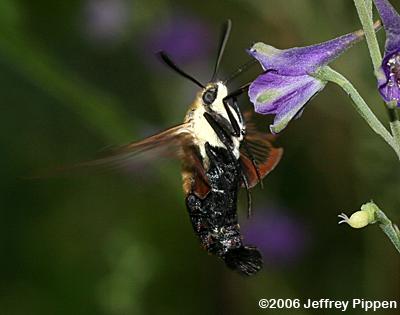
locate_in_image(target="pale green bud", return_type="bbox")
[338,202,377,229]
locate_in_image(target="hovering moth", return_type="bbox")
[60,20,282,275]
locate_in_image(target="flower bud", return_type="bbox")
[338,202,377,229]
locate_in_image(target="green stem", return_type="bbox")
[314,66,400,158]
[388,103,400,152]
[353,0,400,149]
[375,208,400,254]
[390,120,400,151]
[365,0,373,18]
[353,0,382,71]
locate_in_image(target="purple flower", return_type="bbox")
[373,0,400,105]
[248,30,366,133]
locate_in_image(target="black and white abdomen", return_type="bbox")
[185,143,263,276]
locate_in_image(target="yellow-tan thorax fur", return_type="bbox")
[181,82,244,195]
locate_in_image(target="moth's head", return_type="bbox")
[202,83,218,106]
[201,82,228,108]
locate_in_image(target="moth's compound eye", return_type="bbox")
[202,87,218,105]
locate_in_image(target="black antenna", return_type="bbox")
[157,51,205,89]
[224,59,258,84]
[211,19,232,82]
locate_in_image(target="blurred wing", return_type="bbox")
[88,123,193,167]
[36,123,194,176]
[240,114,283,188]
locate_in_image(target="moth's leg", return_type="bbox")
[203,112,252,216]
[230,97,244,126]
[241,167,252,218]
[204,142,224,165]
[203,112,234,152]
[222,82,251,137]
[224,83,262,190]
[221,97,241,137]
[240,140,263,189]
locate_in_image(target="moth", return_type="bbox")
[60,20,282,275]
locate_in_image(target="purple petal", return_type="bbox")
[378,51,400,105]
[374,0,400,105]
[374,0,400,56]
[248,30,364,76]
[249,72,326,133]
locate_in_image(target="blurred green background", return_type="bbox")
[1,0,399,314]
